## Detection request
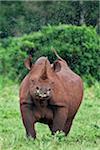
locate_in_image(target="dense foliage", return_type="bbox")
[0,1,99,37]
[0,25,99,83]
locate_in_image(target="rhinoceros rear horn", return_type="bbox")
[24,55,33,70]
[52,61,61,72]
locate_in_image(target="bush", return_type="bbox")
[0,25,99,82]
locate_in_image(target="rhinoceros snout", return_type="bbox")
[35,86,51,99]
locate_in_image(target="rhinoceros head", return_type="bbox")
[24,56,61,103]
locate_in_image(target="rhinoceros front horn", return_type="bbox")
[40,60,48,80]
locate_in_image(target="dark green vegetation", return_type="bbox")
[0,80,100,150]
[0,1,99,37]
[0,25,100,83]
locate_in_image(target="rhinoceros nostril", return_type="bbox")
[48,88,51,92]
[44,92,47,95]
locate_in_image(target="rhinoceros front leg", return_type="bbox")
[63,119,73,136]
[51,106,68,134]
[20,102,36,139]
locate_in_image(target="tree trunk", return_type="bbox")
[80,0,85,25]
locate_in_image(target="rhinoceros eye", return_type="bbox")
[31,79,34,83]
[51,81,54,85]
[36,86,39,90]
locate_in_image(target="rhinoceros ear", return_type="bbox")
[52,61,61,72]
[24,55,33,70]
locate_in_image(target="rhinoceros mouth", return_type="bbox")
[35,89,51,99]
[39,93,47,98]
[36,94,49,99]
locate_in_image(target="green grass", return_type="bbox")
[0,81,100,150]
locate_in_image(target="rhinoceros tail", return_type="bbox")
[51,47,65,62]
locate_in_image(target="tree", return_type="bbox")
[0,1,99,38]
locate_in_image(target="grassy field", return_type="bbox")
[0,80,100,150]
